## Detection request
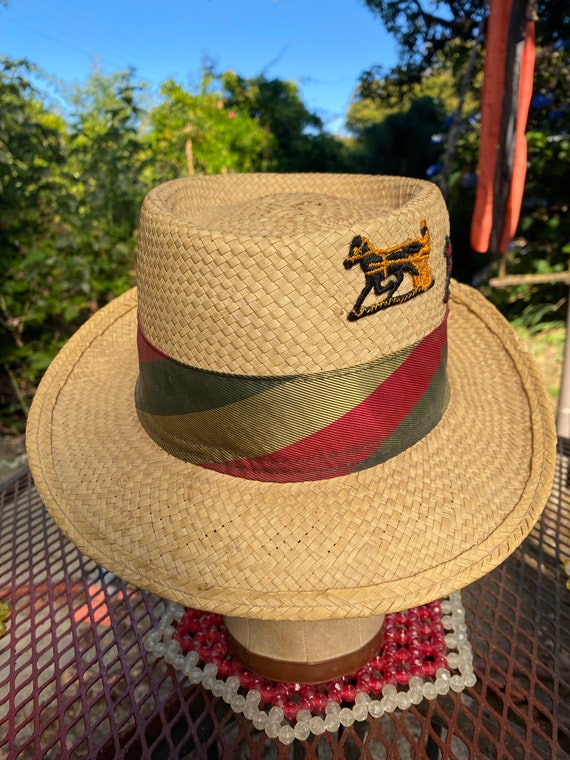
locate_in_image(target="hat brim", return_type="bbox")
[26,281,556,620]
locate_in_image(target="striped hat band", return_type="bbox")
[135,313,449,483]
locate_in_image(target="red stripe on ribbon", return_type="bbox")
[137,322,171,363]
[202,317,448,482]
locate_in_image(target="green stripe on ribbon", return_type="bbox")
[135,339,416,463]
[135,316,449,481]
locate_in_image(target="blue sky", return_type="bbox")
[1,0,398,133]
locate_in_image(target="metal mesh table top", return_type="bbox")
[1,442,569,759]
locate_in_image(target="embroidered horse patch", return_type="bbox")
[344,221,434,321]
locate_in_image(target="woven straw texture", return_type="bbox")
[26,175,556,621]
[136,174,449,373]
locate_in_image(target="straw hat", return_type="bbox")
[26,173,556,622]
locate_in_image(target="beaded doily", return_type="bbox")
[145,592,475,745]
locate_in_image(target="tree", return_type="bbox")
[0,63,150,425]
[360,0,486,96]
[221,71,348,172]
[0,58,70,420]
[145,75,270,182]
[350,96,445,177]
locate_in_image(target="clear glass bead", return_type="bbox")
[450,675,465,692]
[211,679,225,697]
[278,725,296,745]
[243,703,258,720]
[152,642,166,657]
[325,701,341,715]
[185,651,199,668]
[309,715,327,735]
[324,714,340,732]
[268,706,284,723]
[185,667,202,685]
[445,633,458,648]
[422,682,438,700]
[353,704,369,722]
[230,694,247,713]
[294,721,311,741]
[368,700,384,718]
[464,672,477,688]
[339,707,355,727]
[145,630,161,647]
[252,710,267,730]
[265,719,281,739]
[395,691,411,710]
[226,675,240,691]
[202,675,216,691]
[296,709,312,723]
[246,689,261,705]
[446,652,459,668]
[435,678,450,695]
[381,694,397,712]
[408,686,423,705]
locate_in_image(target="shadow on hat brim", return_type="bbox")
[26,281,556,620]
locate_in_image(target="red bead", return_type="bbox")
[283,700,299,721]
[249,677,264,693]
[395,648,411,663]
[217,660,233,678]
[409,660,424,677]
[239,671,254,688]
[260,684,275,703]
[341,683,357,702]
[211,642,227,659]
[369,676,384,693]
[326,688,342,703]
[274,682,289,698]
[312,692,329,712]
[271,692,287,707]
[395,666,410,684]
[300,685,316,700]
[199,647,212,662]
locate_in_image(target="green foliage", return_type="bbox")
[361,0,485,89]
[0,62,149,427]
[347,52,481,134]
[221,70,349,171]
[145,76,271,181]
[349,96,445,177]
[0,59,350,430]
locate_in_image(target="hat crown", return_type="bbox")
[136,174,450,376]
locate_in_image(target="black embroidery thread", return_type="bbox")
[443,236,453,304]
[344,222,434,321]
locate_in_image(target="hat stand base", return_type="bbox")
[223,616,385,684]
